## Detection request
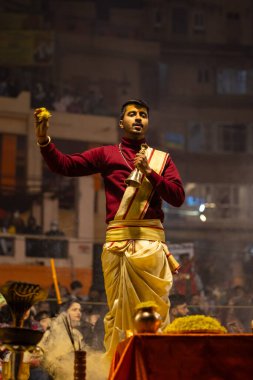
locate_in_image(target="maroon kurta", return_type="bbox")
[41,137,185,223]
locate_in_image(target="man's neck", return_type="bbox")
[121,136,147,146]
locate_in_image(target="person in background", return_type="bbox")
[173,253,203,301]
[226,285,253,332]
[34,311,52,332]
[25,215,43,257]
[10,211,25,234]
[169,293,189,322]
[34,99,185,358]
[68,280,86,302]
[45,221,66,259]
[38,300,85,380]
[45,220,65,237]
[25,215,42,235]
[188,293,206,316]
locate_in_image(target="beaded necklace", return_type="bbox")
[118,143,134,170]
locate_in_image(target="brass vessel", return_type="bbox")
[134,303,162,334]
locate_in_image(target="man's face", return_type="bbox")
[120,104,149,140]
[172,303,189,318]
[73,286,82,296]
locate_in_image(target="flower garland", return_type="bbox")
[164,315,227,333]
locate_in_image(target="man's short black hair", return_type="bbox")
[170,293,187,308]
[70,280,83,290]
[120,99,149,120]
[35,311,51,321]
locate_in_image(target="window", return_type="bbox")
[227,12,240,20]
[164,131,185,150]
[154,9,162,28]
[42,139,88,209]
[188,123,213,152]
[140,62,159,107]
[172,7,188,34]
[218,124,247,153]
[163,183,246,222]
[193,11,206,34]
[197,68,209,83]
[217,69,247,95]
[158,62,168,97]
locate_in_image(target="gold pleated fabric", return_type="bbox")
[102,238,173,359]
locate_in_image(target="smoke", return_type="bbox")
[86,350,110,380]
[38,313,110,380]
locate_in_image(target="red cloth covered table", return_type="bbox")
[109,333,253,380]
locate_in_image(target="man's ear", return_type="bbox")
[119,120,124,128]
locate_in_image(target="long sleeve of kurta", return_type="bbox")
[40,137,185,223]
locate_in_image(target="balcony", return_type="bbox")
[0,233,93,268]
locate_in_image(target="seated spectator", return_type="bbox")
[34,311,52,332]
[10,210,25,234]
[27,310,53,380]
[226,285,253,332]
[45,221,67,258]
[188,293,206,316]
[25,215,42,235]
[91,305,108,352]
[173,253,203,301]
[68,280,86,302]
[83,287,101,315]
[25,215,43,257]
[46,221,65,237]
[169,293,189,322]
[35,301,52,315]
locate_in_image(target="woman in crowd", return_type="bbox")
[38,300,85,380]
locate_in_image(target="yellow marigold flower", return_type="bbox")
[36,107,52,122]
[164,315,227,333]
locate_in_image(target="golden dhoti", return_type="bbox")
[102,219,173,358]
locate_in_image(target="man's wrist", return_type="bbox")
[37,136,51,148]
[145,168,152,176]
[37,137,48,144]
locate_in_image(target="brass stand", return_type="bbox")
[0,281,47,380]
[2,349,29,380]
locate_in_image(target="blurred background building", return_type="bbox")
[0,0,253,327]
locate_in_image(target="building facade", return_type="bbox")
[0,0,253,292]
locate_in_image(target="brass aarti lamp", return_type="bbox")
[0,281,47,380]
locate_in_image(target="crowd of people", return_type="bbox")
[0,264,253,379]
[0,280,108,380]
[0,212,66,258]
[0,211,64,237]
[169,252,253,333]
[0,68,111,117]
[0,212,252,335]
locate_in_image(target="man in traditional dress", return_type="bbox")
[34,99,185,358]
